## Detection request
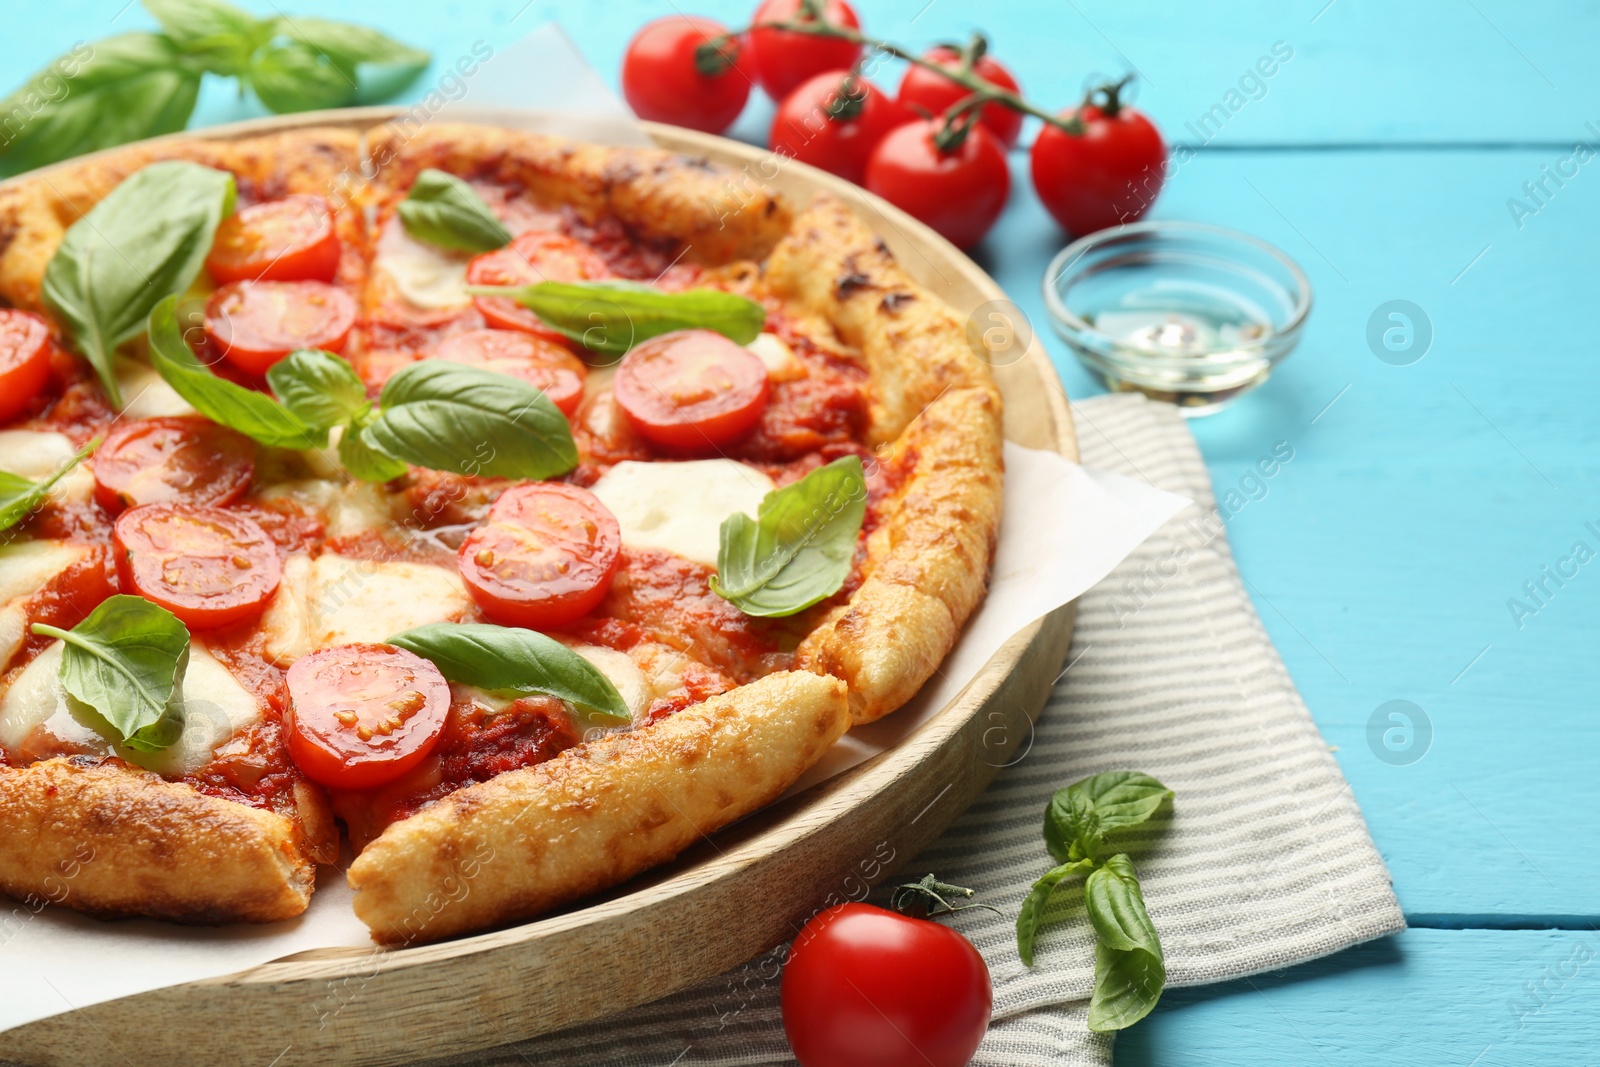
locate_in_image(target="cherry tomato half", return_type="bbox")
[865,119,1011,249]
[285,643,451,790]
[613,329,769,451]
[622,15,751,134]
[458,482,621,629]
[781,903,992,1067]
[92,416,255,514]
[770,71,909,185]
[898,45,1024,148]
[746,0,864,102]
[1031,103,1167,236]
[467,231,613,346]
[434,329,587,417]
[204,280,356,376]
[205,195,341,284]
[0,309,53,424]
[113,503,281,629]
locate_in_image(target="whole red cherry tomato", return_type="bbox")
[621,16,751,134]
[781,902,991,1067]
[897,42,1024,149]
[865,118,1010,249]
[1031,81,1167,236]
[770,71,908,184]
[746,0,864,102]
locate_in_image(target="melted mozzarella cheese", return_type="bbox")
[590,459,774,567]
[0,641,263,776]
[746,332,806,382]
[0,540,92,671]
[253,477,400,539]
[114,357,196,419]
[261,553,470,664]
[373,219,473,309]
[0,431,94,504]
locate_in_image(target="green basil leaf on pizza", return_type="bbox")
[387,622,631,723]
[0,437,98,534]
[712,455,867,618]
[30,594,191,752]
[465,280,766,355]
[266,347,372,430]
[398,169,513,253]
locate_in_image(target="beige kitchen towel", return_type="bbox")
[414,392,1405,1066]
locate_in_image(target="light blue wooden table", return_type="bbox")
[8,1,1600,1062]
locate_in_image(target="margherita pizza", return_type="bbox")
[0,123,1002,945]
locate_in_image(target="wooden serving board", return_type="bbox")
[1,112,1078,1067]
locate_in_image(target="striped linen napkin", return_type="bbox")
[417,392,1405,1066]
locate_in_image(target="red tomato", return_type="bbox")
[770,71,908,185]
[782,903,992,1067]
[285,644,451,790]
[467,231,613,346]
[897,45,1024,148]
[433,329,587,416]
[621,16,751,134]
[458,482,621,629]
[0,309,52,424]
[92,416,255,514]
[112,503,281,629]
[613,329,769,450]
[1031,103,1167,236]
[204,280,356,376]
[865,119,1011,249]
[205,195,341,284]
[746,0,864,101]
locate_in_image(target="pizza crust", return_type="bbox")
[348,670,849,945]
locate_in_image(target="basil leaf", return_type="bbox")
[398,170,512,253]
[1084,854,1166,1032]
[1046,770,1172,864]
[1044,787,1100,864]
[363,361,578,480]
[0,34,201,176]
[0,438,98,533]
[338,420,408,483]
[268,17,429,105]
[143,0,268,77]
[712,455,866,618]
[247,40,357,113]
[266,348,371,430]
[466,281,766,356]
[31,595,190,752]
[1015,858,1094,967]
[44,161,235,406]
[388,622,630,723]
[147,296,325,449]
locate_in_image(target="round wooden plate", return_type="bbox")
[1,111,1077,1067]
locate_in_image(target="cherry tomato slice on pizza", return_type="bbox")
[204,280,357,376]
[205,195,341,284]
[113,503,281,630]
[466,231,612,345]
[284,643,451,790]
[433,328,587,416]
[458,482,621,629]
[612,328,769,450]
[0,308,53,424]
[92,416,255,514]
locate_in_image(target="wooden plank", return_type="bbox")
[1117,929,1600,1066]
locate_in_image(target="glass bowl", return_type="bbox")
[1042,222,1312,415]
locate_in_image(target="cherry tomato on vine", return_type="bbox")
[746,0,864,102]
[770,71,909,184]
[621,16,751,134]
[865,118,1011,249]
[897,43,1024,149]
[0,309,53,423]
[1031,85,1167,236]
[781,902,992,1067]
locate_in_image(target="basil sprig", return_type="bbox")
[44,161,235,407]
[362,361,579,481]
[0,438,98,534]
[712,455,866,618]
[387,623,630,723]
[398,170,512,253]
[1016,770,1173,1032]
[0,1,429,174]
[466,281,767,356]
[30,595,191,752]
